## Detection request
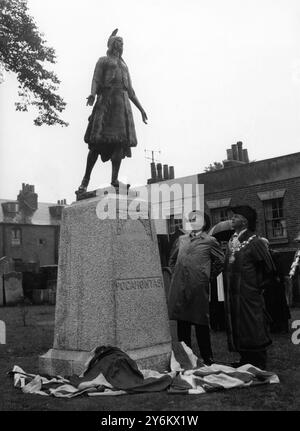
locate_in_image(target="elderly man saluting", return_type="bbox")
[168,212,225,365]
[224,206,275,370]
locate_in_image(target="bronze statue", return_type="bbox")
[77,29,148,195]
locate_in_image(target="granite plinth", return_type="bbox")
[39,343,171,376]
[39,194,172,376]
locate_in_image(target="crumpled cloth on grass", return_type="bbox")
[9,343,279,398]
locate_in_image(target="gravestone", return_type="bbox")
[39,189,172,376]
[4,272,23,305]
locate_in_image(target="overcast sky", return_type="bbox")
[1,0,300,204]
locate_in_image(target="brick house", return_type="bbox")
[0,183,67,271]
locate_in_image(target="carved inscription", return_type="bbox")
[116,278,163,291]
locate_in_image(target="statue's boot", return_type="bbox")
[77,176,90,193]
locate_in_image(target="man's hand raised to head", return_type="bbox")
[86,95,95,106]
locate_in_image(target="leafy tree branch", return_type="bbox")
[0,0,68,126]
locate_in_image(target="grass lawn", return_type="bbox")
[0,305,299,411]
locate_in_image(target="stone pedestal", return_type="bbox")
[39,191,172,376]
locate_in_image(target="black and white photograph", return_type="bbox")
[0,0,300,417]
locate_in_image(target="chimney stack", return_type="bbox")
[18,183,38,213]
[57,199,67,205]
[147,162,175,183]
[223,142,250,168]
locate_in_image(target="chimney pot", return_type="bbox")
[242,149,249,163]
[231,144,238,160]
[237,141,243,162]
[150,162,157,181]
[163,164,169,180]
[227,149,233,160]
[157,163,163,181]
[169,166,175,180]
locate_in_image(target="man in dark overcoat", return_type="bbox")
[168,213,224,365]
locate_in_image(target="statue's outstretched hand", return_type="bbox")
[86,95,95,106]
[141,110,148,124]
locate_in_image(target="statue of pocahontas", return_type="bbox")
[77,29,148,195]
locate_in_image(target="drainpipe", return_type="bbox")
[1,224,5,258]
[1,224,6,305]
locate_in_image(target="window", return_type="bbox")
[2,202,19,214]
[11,228,21,246]
[263,198,287,240]
[210,207,231,226]
[168,215,183,235]
[7,203,19,213]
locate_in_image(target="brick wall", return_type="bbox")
[204,177,300,251]
[1,224,59,266]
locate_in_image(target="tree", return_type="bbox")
[204,161,224,172]
[0,0,68,126]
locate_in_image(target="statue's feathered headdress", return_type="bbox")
[107,28,125,63]
[107,28,120,48]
